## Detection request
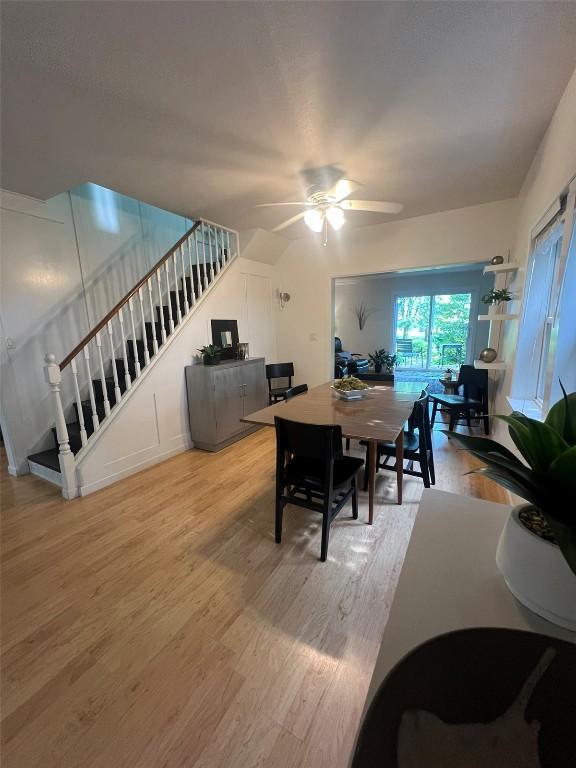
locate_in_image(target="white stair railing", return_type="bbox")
[42,219,238,497]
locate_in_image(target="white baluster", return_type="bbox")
[164,262,175,333]
[95,332,111,415]
[155,268,167,344]
[70,357,88,447]
[180,244,190,313]
[186,236,196,305]
[138,288,151,365]
[200,222,209,288]
[172,252,182,324]
[44,354,78,499]
[118,306,132,390]
[194,228,203,296]
[215,226,222,273]
[128,297,141,377]
[147,278,159,354]
[83,346,100,432]
[226,230,232,262]
[209,225,219,276]
[107,320,122,404]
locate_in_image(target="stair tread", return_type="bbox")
[28,449,61,473]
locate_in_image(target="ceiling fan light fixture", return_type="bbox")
[304,208,324,233]
[326,205,345,230]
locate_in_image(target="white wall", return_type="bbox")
[273,198,518,387]
[76,257,276,494]
[0,184,192,473]
[497,67,576,426]
[335,268,492,364]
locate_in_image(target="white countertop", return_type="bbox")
[362,489,574,718]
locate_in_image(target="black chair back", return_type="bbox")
[407,391,432,455]
[275,417,343,463]
[285,384,308,399]
[458,365,488,404]
[266,363,294,398]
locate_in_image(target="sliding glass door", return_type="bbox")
[394,293,472,369]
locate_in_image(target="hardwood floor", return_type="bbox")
[1,424,507,768]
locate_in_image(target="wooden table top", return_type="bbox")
[243,380,427,442]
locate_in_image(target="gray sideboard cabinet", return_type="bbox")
[185,357,268,451]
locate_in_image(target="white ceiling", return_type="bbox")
[2,1,576,236]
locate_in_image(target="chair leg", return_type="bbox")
[275,484,284,544]
[345,438,351,451]
[351,476,358,520]
[448,410,457,431]
[320,505,331,562]
[428,449,436,485]
[483,412,490,435]
[466,412,472,429]
[431,400,439,427]
[419,452,431,488]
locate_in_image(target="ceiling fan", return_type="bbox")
[256,174,403,246]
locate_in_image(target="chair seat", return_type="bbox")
[270,386,290,396]
[286,455,364,490]
[429,393,482,409]
[360,432,419,456]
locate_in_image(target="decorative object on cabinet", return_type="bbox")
[211,319,239,359]
[352,302,375,331]
[444,385,576,630]
[481,288,513,310]
[490,254,505,265]
[444,368,454,381]
[198,344,221,365]
[479,347,498,363]
[185,358,267,451]
[236,342,249,360]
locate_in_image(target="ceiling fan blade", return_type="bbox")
[272,210,308,232]
[255,202,310,208]
[328,178,361,202]
[341,200,403,214]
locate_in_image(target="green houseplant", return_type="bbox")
[368,349,397,376]
[198,344,221,365]
[481,288,513,311]
[445,385,576,629]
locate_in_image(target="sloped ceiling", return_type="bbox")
[1,1,576,237]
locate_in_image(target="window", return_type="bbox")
[513,180,576,416]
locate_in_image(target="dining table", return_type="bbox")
[242,380,427,524]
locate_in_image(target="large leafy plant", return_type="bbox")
[444,385,576,575]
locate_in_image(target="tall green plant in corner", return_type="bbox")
[444,384,576,575]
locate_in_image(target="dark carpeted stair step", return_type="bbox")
[27,448,61,473]
[75,399,107,427]
[114,358,139,380]
[92,376,128,405]
[126,337,158,362]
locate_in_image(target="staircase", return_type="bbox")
[28,219,238,497]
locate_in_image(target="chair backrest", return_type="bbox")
[285,383,309,399]
[396,340,413,353]
[335,337,343,353]
[266,362,294,390]
[407,391,432,453]
[457,365,488,403]
[274,417,342,463]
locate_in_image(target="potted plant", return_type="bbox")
[481,288,513,313]
[383,352,397,375]
[444,384,576,630]
[198,344,221,365]
[444,367,454,381]
[368,348,387,373]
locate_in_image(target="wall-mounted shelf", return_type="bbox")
[483,262,520,274]
[474,360,507,370]
[478,313,518,321]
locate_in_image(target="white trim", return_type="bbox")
[28,460,63,487]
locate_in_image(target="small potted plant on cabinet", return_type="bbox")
[368,349,397,381]
[444,367,454,381]
[198,344,221,365]
[445,385,576,631]
[368,348,387,373]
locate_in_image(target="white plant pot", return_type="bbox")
[496,505,576,631]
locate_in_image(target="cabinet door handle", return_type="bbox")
[239,385,243,398]
[243,384,248,396]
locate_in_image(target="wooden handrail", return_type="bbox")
[60,221,203,369]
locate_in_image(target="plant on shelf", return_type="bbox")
[198,344,221,365]
[481,288,513,312]
[444,367,454,381]
[369,349,397,374]
[444,384,576,629]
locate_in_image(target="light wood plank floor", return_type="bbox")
[1,426,506,768]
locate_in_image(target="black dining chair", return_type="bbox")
[285,383,309,399]
[274,417,364,562]
[429,365,490,434]
[360,391,435,490]
[266,362,294,404]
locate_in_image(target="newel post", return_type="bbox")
[44,354,78,499]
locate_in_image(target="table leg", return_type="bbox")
[395,430,403,505]
[368,440,376,525]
